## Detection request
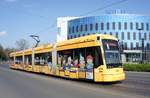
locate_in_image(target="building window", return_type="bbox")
[136,42,139,50]
[78,34,80,37]
[70,35,72,39]
[80,25,83,32]
[131,42,133,50]
[87,33,90,35]
[124,42,127,50]
[69,27,71,34]
[72,26,74,33]
[74,35,76,38]
[101,22,104,30]
[139,32,141,40]
[104,32,106,34]
[127,32,130,40]
[130,22,133,30]
[133,32,136,40]
[118,22,121,30]
[107,22,109,30]
[85,24,88,31]
[147,43,150,50]
[122,32,124,40]
[139,32,142,40]
[112,22,115,30]
[76,26,78,32]
[90,24,93,31]
[95,23,98,31]
[141,23,144,30]
[149,33,150,40]
[116,32,118,38]
[144,33,147,40]
[83,34,85,36]
[136,22,139,30]
[124,22,127,30]
[146,23,149,31]
[110,32,112,35]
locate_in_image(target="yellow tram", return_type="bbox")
[10,34,125,82]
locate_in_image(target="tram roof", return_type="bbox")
[56,34,118,47]
[34,44,53,54]
[9,34,117,57]
[10,44,53,57]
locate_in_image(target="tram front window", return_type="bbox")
[102,39,122,68]
[105,50,121,67]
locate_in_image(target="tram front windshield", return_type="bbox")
[102,39,122,68]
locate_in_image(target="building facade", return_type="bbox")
[57,17,78,42]
[67,14,150,63]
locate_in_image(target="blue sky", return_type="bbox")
[0,0,150,48]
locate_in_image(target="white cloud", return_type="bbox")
[5,0,17,2]
[0,31,7,36]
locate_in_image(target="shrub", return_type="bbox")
[124,64,150,72]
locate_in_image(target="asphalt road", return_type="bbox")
[0,64,149,98]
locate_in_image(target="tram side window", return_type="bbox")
[15,56,23,64]
[78,48,86,70]
[85,47,94,69]
[35,52,52,65]
[47,52,52,65]
[57,47,103,70]
[57,50,73,69]
[73,49,80,68]
[35,53,44,65]
[25,55,32,65]
[82,46,103,69]
[57,52,62,67]
[35,54,40,65]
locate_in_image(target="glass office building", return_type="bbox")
[67,14,150,63]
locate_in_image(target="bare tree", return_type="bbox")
[0,44,17,61]
[5,47,17,59]
[15,39,29,50]
[0,44,6,61]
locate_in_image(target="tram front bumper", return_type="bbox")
[103,73,125,82]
